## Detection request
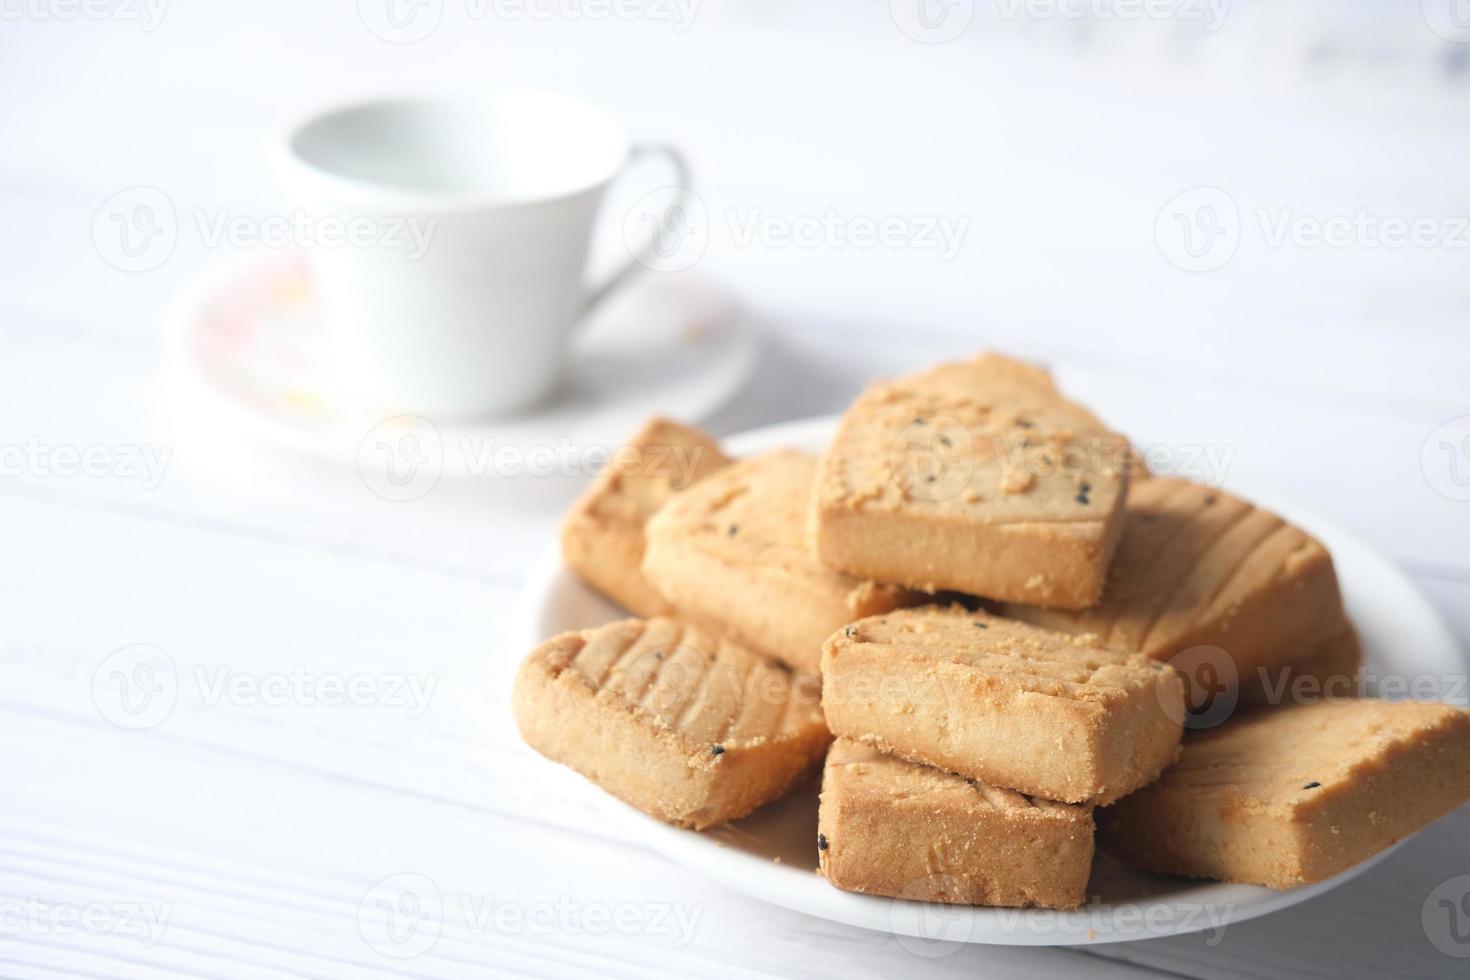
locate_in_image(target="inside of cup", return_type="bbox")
[288,93,628,202]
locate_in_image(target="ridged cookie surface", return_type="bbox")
[513,617,831,829]
[1001,476,1359,705]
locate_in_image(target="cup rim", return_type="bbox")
[271,89,631,212]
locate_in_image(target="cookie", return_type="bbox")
[1000,477,1358,708]
[560,417,731,616]
[642,450,916,674]
[821,606,1184,804]
[1100,699,1470,889]
[809,353,1133,610]
[818,739,1093,909]
[512,616,830,830]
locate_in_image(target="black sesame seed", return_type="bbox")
[711,744,725,756]
[728,524,739,537]
[1204,494,1218,505]
[1075,493,1090,505]
[1080,482,1091,493]
[974,622,988,629]
[1302,781,1320,790]
[1016,419,1033,429]
[817,833,828,851]
[913,417,927,426]
[924,474,936,484]
[938,434,952,448]
[844,625,857,639]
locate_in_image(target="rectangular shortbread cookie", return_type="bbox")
[513,617,831,829]
[821,607,1184,804]
[560,416,731,617]
[818,739,1094,909]
[1100,699,1470,888]
[1000,477,1359,707]
[810,353,1133,610]
[642,449,915,674]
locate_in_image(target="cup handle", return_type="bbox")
[580,143,692,319]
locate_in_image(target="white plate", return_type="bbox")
[512,415,1466,946]
[162,254,759,475]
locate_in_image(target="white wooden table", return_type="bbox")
[3,4,1468,977]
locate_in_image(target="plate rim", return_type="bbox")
[510,412,1465,946]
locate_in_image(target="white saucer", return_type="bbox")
[163,254,759,476]
[512,414,1467,946]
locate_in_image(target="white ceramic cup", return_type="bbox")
[273,92,690,419]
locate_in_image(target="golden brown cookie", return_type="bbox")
[818,739,1094,909]
[513,617,830,829]
[1099,699,1470,888]
[560,417,731,616]
[821,606,1183,804]
[643,450,916,674]
[810,353,1132,610]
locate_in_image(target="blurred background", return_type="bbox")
[3,2,1469,977]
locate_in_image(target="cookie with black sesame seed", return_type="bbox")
[818,739,1093,909]
[809,353,1133,610]
[513,616,830,830]
[1100,699,1470,889]
[643,450,919,674]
